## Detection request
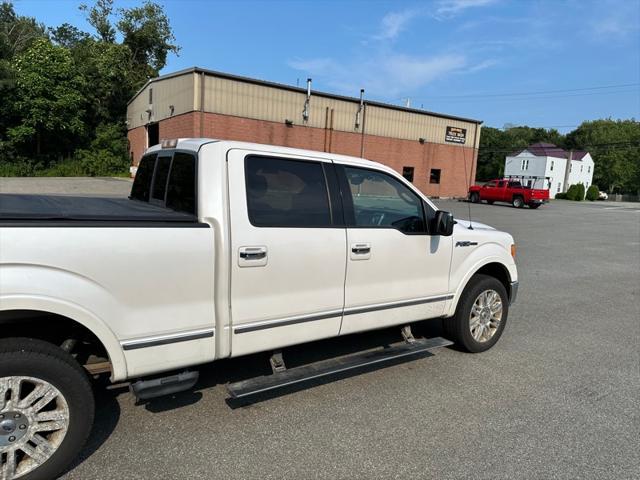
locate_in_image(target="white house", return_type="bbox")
[504,143,595,198]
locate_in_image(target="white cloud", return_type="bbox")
[288,53,495,98]
[592,1,640,38]
[374,9,421,40]
[434,0,499,18]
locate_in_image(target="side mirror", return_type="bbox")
[432,210,454,236]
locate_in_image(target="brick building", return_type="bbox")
[126,67,482,197]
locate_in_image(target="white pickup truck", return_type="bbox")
[0,139,518,480]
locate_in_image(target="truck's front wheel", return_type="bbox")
[0,338,94,480]
[443,274,508,353]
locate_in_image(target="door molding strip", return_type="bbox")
[233,294,453,334]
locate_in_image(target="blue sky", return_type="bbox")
[14,0,640,131]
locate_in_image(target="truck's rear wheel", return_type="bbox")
[443,274,508,353]
[0,338,94,480]
[469,192,480,203]
[512,196,524,208]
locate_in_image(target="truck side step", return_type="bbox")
[130,370,199,401]
[227,336,453,399]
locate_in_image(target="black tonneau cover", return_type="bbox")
[0,194,197,223]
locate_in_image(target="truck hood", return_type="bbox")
[454,219,496,231]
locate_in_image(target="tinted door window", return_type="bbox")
[166,152,196,214]
[344,167,425,234]
[245,156,331,227]
[130,154,156,202]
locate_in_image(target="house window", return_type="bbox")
[557,182,561,192]
[521,159,529,171]
[588,166,591,173]
[581,165,583,173]
[550,160,554,171]
[430,169,441,184]
[402,166,415,182]
[148,88,153,104]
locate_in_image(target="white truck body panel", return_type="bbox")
[0,139,518,382]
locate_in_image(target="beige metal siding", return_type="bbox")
[365,105,478,148]
[128,70,480,148]
[127,73,196,129]
[203,76,362,131]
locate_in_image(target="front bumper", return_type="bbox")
[509,281,519,305]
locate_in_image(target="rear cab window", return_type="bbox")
[130,150,197,216]
[245,155,332,227]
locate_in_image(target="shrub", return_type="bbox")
[565,184,578,200]
[586,185,599,201]
[555,192,568,199]
[74,123,129,176]
[565,184,585,201]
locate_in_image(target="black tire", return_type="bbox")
[528,203,541,209]
[469,192,480,203]
[512,196,524,208]
[486,200,494,205]
[0,338,94,480]
[442,274,509,353]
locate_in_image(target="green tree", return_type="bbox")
[9,38,85,157]
[566,119,640,195]
[477,126,566,181]
[117,1,179,84]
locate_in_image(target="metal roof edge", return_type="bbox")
[128,66,483,125]
[127,67,199,106]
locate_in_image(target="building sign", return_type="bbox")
[445,126,467,144]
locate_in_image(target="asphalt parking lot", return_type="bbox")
[2,178,639,480]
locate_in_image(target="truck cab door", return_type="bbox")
[496,180,508,202]
[336,164,453,335]
[483,181,497,201]
[227,149,347,357]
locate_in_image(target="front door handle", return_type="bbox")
[350,243,371,260]
[238,246,268,267]
[240,250,266,259]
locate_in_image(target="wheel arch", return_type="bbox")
[0,296,127,381]
[446,259,515,317]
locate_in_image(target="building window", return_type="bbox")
[430,169,441,184]
[149,88,153,104]
[588,166,591,173]
[402,166,414,182]
[581,165,583,173]
[521,159,529,171]
[557,182,561,193]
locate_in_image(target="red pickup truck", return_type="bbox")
[469,179,549,209]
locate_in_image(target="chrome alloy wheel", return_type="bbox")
[469,289,503,343]
[0,376,70,480]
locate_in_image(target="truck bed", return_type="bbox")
[0,194,198,224]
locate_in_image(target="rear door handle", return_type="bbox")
[238,246,268,267]
[350,243,371,260]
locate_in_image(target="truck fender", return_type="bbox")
[0,263,129,381]
[445,249,515,318]
[0,294,127,381]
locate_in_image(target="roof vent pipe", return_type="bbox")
[302,78,311,123]
[355,88,364,129]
